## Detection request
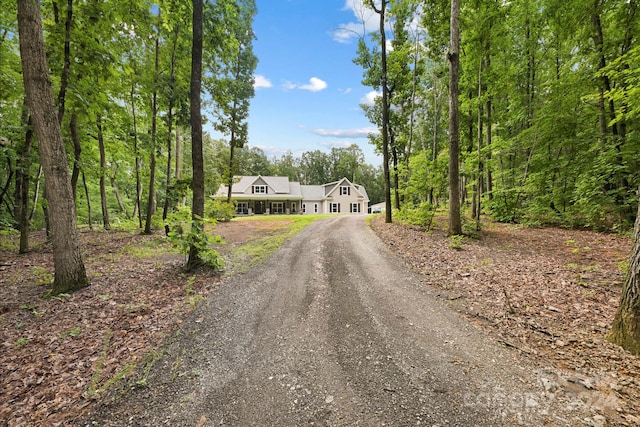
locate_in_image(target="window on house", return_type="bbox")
[314,203,318,213]
[302,204,306,213]
[237,202,249,215]
[271,202,284,214]
[350,203,360,213]
[340,186,350,196]
[291,202,297,213]
[253,185,267,194]
[330,203,340,213]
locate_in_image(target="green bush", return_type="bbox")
[165,206,225,270]
[205,199,236,222]
[396,202,435,230]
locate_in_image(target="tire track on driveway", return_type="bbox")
[86,215,588,426]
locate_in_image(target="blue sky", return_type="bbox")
[237,0,382,166]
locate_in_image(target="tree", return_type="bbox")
[447,0,462,235]
[369,0,392,223]
[17,0,88,294]
[187,0,205,269]
[207,0,257,204]
[608,190,640,355]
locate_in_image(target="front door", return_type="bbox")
[255,200,266,214]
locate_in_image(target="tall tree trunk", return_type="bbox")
[187,0,205,268]
[370,0,392,223]
[18,0,88,294]
[96,116,110,230]
[476,59,484,230]
[607,188,640,355]
[110,174,129,219]
[29,165,42,221]
[429,73,439,206]
[130,81,143,228]
[56,0,72,124]
[144,33,160,235]
[163,25,179,236]
[16,106,32,253]
[448,0,462,235]
[175,126,181,181]
[69,111,81,200]
[82,171,92,230]
[227,127,236,204]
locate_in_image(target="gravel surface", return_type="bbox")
[86,216,592,426]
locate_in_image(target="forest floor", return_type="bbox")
[0,214,639,426]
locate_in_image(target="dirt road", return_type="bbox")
[88,216,588,426]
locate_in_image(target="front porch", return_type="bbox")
[235,199,301,215]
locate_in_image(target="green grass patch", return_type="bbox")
[121,238,177,259]
[228,215,326,271]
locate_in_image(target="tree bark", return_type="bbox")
[187,0,205,268]
[110,173,129,219]
[369,0,392,223]
[69,111,81,200]
[56,0,72,124]
[130,81,143,228]
[447,0,462,235]
[82,171,93,230]
[17,109,33,253]
[96,116,110,230]
[144,32,160,235]
[608,188,640,355]
[29,165,42,221]
[17,0,88,294]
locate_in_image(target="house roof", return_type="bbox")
[214,176,369,202]
[323,177,369,200]
[300,185,324,200]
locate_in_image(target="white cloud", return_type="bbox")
[312,127,379,138]
[254,74,272,89]
[332,0,380,43]
[300,77,328,92]
[360,90,380,106]
[282,77,328,92]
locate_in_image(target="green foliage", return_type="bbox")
[15,337,30,347]
[395,202,436,230]
[205,199,236,222]
[165,206,225,270]
[448,234,465,250]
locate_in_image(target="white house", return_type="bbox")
[214,176,369,215]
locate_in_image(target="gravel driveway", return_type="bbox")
[87,216,589,426]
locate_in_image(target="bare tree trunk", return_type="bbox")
[82,171,93,231]
[130,81,143,228]
[144,32,160,235]
[96,116,110,230]
[369,0,392,223]
[163,25,179,236]
[69,111,81,200]
[447,0,462,235]
[175,126,181,181]
[476,59,484,230]
[227,127,236,204]
[187,0,205,268]
[608,188,640,355]
[56,0,72,124]
[110,174,129,219]
[16,107,32,253]
[18,0,88,294]
[29,165,42,221]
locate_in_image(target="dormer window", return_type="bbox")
[252,185,267,194]
[340,186,350,196]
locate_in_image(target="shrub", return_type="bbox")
[205,199,236,222]
[165,206,225,270]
